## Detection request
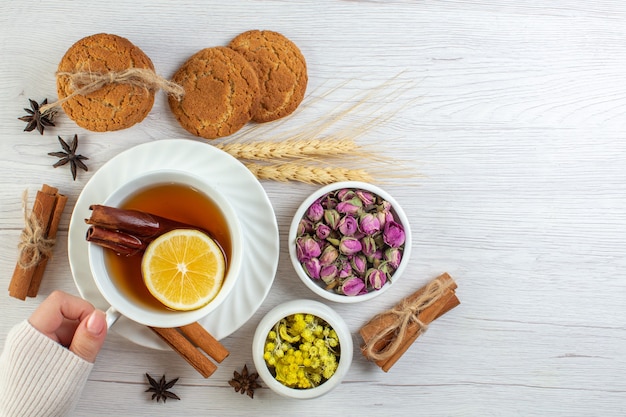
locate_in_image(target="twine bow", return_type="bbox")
[362,275,453,362]
[39,68,185,115]
[17,191,55,269]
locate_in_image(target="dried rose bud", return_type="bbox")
[320,193,337,209]
[341,277,365,296]
[320,264,338,284]
[324,209,341,230]
[296,235,321,262]
[379,261,395,277]
[315,223,331,240]
[337,215,358,236]
[383,220,406,248]
[298,218,314,236]
[366,268,387,290]
[319,245,339,266]
[338,258,352,278]
[302,258,321,279]
[384,247,402,269]
[306,201,324,222]
[337,197,362,215]
[356,189,375,206]
[375,210,387,229]
[339,236,362,256]
[360,236,377,258]
[359,213,380,236]
[350,254,367,277]
[337,189,356,201]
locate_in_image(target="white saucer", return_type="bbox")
[68,139,279,350]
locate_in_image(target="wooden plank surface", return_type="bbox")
[1,1,625,416]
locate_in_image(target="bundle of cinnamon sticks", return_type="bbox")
[151,323,229,378]
[359,272,459,372]
[8,185,67,300]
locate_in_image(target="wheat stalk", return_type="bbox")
[244,162,374,184]
[216,137,376,161]
[214,74,419,184]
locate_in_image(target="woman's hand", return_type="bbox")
[28,290,107,363]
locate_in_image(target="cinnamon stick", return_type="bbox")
[150,326,218,378]
[85,205,197,256]
[179,322,229,363]
[359,273,459,372]
[86,226,146,256]
[9,185,66,300]
[28,190,67,297]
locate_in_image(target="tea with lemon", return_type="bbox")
[103,182,232,311]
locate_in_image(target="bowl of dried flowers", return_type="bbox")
[289,181,411,303]
[251,299,352,399]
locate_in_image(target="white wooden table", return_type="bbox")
[2,1,625,416]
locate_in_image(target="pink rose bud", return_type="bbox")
[337,197,362,215]
[320,264,338,284]
[319,245,339,266]
[315,223,331,240]
[296,235,321,262]
[341,277,365,296]
[337,189,356,201]
[384,247,402,269]
[356,189,375,206]
[339,236,362,256]
[350,254,367,277]
[324,209,341,230]
[379,262,395,277]
[376,210,387,229]
[383,220,406,248]
[302,258,321,279]
[338,215,358,236]
[359,213,381,235]
[367,268,387,290]
[298,218,314,236]
[338,259,353,278]
[306,201,324,222]
[361,236,377,258]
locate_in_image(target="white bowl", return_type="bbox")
[288,181,412,303]
[252,299,353,399]
[87,169,244,328]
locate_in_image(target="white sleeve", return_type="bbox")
[0,320,93,417]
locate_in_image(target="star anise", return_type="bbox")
[48,134,89,181]
[145,373,180,403]
[229,364,261,399]
[18,98,55,135]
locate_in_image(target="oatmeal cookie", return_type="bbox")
[228,30,307,123]
[56,33,155,131]
[168,46,260,139]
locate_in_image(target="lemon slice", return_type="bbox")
[141,229,226,311]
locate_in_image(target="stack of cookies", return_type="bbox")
[54,31,307,138]
[169,30,308,139]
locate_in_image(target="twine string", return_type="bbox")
[362,276,451,362]
[17,191,55,269]
[39,68,184,114]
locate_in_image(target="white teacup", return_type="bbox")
[87,169,244,329]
